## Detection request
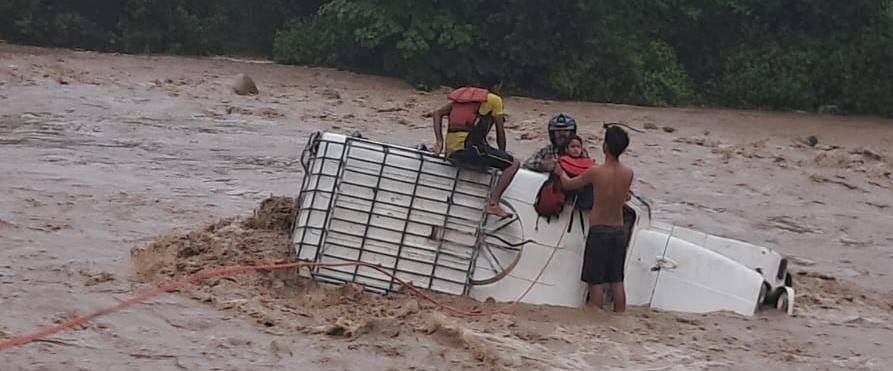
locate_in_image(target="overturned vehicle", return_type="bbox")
[291,132,795,316]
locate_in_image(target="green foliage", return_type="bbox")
[838,8,893,116]
[272,17,336,66]
[0,0,322,54]
[2,0,892,116]
[631,41,695,107]
[709,43,817,109]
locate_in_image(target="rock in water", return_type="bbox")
[805,135,819,147]
[232,74,258,95]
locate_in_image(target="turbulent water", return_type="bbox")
[1,43,891,370]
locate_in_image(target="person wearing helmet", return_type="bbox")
[523,113,589,172]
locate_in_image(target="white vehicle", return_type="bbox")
[291,132,794,316]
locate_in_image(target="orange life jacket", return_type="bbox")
[447,87,489,132]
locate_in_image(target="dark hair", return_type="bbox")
[565,135,583,149]
[604,126,629,157]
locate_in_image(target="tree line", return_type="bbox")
[3,0,891,116]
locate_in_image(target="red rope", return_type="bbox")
[1,215,575,352]
[0,260,493,351]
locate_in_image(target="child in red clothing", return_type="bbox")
[559,135,595,177]
[534,135,596,225]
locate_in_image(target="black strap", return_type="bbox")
[562,194,586,234]
[567,197,576,233]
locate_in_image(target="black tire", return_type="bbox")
[776,289,790,313]
[765,287,784,307]
[758,282,771,306]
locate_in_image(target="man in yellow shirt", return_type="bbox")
[431,76,520,218]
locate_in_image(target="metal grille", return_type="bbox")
[293,134,497,295]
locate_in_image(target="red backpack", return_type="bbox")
[534,174,567,220]
[535,157,596,230]
[447,87,489,131]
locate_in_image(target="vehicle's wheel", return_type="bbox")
[765,286,783,306]
[470,202,526,286]
[755,282,771,312]
[759,282,771,305]
[775,287,795,315]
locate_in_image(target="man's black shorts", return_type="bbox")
[448,143,514,170]
[581,225,629,284]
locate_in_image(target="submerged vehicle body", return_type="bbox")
[291,132,794,316]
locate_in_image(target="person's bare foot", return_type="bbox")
[484,203,512,218]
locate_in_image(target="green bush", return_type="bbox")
[0,0,321,55]
[709,44,817,110]
[838,15,893,116]
[272,17,336,66]
[631,41,695,107]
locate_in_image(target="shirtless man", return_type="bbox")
[556,125,633,312]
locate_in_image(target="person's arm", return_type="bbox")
[431,103,451,156]
[524,147,555,172]
[494,115,507,151]
[487,94,507,151]
[557,166,594,191]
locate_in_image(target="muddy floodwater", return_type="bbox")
[1,43,892,370]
